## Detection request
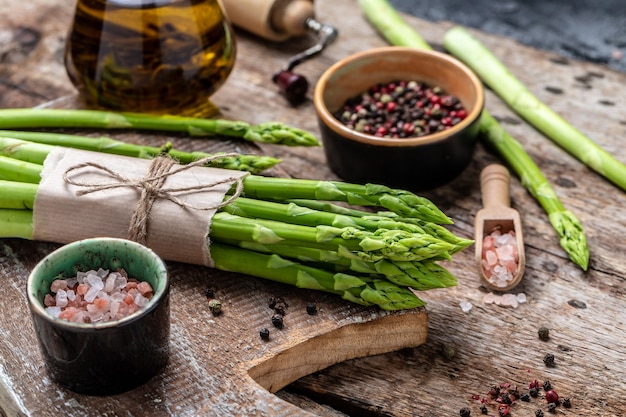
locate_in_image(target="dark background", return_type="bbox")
[389,0,626,73]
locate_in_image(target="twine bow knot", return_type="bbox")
[63,153,246,245]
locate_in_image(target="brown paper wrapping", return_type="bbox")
[33,148,248,266]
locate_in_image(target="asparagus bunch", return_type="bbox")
[358,0,590,270]
[0,140,471,310]
[0,108,320,147]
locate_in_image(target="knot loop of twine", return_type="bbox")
[63,153,246,245]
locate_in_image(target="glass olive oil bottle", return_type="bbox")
[64,0,236,114]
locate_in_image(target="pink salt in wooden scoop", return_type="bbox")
[474,164,526,292]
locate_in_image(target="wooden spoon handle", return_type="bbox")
[480,164,511,208]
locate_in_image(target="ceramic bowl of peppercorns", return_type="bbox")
[314,46,484,190]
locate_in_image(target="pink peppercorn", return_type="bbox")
[545,390,559,403]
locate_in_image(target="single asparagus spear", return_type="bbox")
[357,0,590,270]
[0,155,42,183]
[287,199,473,253]
[0,108,320,147]
[0,180,37,209]
[480,112,589,269]
[0,208,33,239]
[240,176,452,224]
[0,133,280,173]
[358,0,432,50]
[210,242,425,310]
[443,27,626,192]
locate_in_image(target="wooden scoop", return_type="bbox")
[474,164,526,292]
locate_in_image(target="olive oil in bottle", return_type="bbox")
[64,0,236,114]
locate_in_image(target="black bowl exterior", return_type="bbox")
[319,114,481,191]
[314,47,485,190]
[27,238,170,396]
[30,287,170,395]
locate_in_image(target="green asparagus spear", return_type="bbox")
[232,240,457,290]
[0,108,320,147]
[240,176,452,224]
[479,112,589,269]
[222,197,472,254]
[0,133,280,173]
[358,0,590,270]
[0,208,33,239]
[443,27,626,192]
[0,180,37,209]
[210,212,455,262]
[287,199,473,253]
[0,155,42,183]
[358,0,432,50]
[210,242,425,310]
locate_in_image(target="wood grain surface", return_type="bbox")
[1,0,625,416]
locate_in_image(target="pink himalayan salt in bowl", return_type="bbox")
[44,268,154,324]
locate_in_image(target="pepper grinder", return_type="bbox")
[222,0,338,104]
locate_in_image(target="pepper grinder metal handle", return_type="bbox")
[221,0,338,105]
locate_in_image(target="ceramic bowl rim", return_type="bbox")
[27,237,169,331]
[313,46,485,147]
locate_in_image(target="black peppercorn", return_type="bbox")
[271,313,284,329]
[535,410,544,417]
[273,305,286,316]
[480,404,488,415]
[520,393,530,402]
[501,392,512,404]
[547,402,557,413]
[205,287,215,298]
[529,387,539,398]
[543,353,556,367]
[567,299,587,309]
[260,328,270,340]
[306,303,317,315]
[543,380,552,391]
[459,407,471,417]
[538,326,550,341]
[268,297,276,309]
[271,297,288,316]
[562,397,571,408]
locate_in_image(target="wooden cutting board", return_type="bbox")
[1,238,428,416]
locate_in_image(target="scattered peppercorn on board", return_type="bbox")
[2,1,626,416]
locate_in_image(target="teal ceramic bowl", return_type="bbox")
[27,238,170,395]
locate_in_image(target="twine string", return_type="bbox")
[63,153,246,245]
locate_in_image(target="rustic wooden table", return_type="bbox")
[1,1,625,416]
